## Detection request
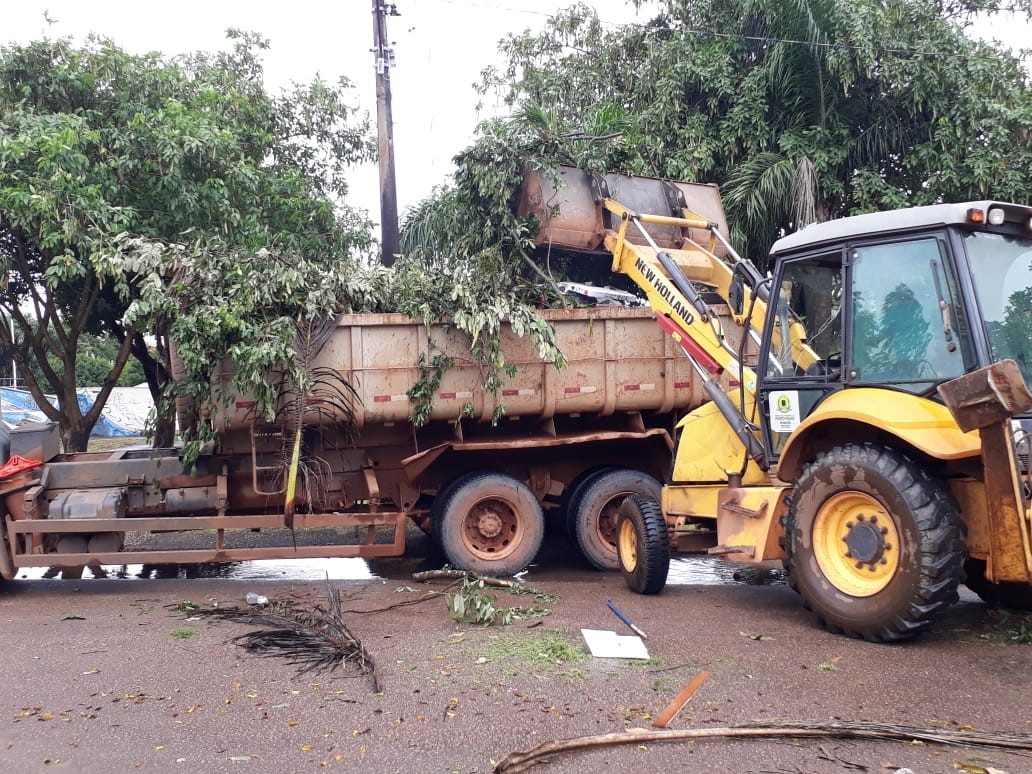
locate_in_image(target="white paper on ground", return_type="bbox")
[580,628,650,659]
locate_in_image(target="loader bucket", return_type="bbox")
[516,165,729,257]
[937,359,1032,432]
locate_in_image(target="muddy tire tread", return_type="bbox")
[572,469,662,572]
[785,442,965,642]
[618,495,669,595]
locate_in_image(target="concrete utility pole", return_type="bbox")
[372,0,400,267]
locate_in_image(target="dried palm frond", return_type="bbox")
[267,316,359,530]
[193,583,382,692]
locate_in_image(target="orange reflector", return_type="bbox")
[967,207,985,223]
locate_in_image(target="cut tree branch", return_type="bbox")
[494,721,1032,773]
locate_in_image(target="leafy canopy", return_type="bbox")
[0,32,376,451]
[474,0,1032,263]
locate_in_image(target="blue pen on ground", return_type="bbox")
[606,599,647,640]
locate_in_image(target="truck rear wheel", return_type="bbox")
[430,471,487,546]
[785,443,965,642]
[568,469,661,571]
[617,495,669,594]
[437,472,544,576]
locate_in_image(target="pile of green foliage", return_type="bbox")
[390,108,633,424]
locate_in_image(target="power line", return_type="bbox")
[673,24,1032,64]
[430,0,1032,65]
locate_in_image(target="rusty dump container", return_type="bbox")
[516,165,729,257]
[211,306,707,431]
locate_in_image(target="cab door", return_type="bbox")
[758,250,845,461]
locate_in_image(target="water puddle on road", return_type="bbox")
[667,556,787,586]
[15,550,786,586]
[14,557,379,582]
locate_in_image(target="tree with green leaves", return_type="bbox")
[473,0,1032,264]
[0,32,375,451]
[21,328,146,390]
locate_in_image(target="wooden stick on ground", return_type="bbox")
[411,569,553,598]
[493,721,1032,773]
[412,569,523,589]
[651,670,711,729]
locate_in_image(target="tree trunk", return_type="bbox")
[64,426,92,454]
[129,330,176,448]
[151,408,176,449]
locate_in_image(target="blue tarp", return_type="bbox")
[1,387,141,436]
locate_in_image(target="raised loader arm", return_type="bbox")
[519,165,823,469]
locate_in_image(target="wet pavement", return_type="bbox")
[2,552,1030,774]
[12,530,787,590]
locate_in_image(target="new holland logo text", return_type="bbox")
[635,256,695,325]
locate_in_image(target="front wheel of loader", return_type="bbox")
[437,472,544,576]
[785,443,965,642]
[617,495,669,595]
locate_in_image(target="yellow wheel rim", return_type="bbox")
[618,518,638,573]
[812,491,900,597]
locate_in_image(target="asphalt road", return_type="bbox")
[2,540,1031,774]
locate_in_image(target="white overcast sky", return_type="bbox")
[4,1,1030,230]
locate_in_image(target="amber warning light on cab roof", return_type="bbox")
[967,205,1032,231]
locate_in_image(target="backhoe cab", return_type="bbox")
[521,168,1032,641]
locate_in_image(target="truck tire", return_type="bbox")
[430,470,488,546]
[963,558,1032,610]
[568,469,661,571]
[617,494,669,594]
[561,466,617,542]
[785,443,965,642]
[437,472,544,576]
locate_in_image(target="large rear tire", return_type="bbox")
[437,472,544,576]
[785,443,965,642]
[561,466,617,541]
[617,495,669,594]
[568,469,661,571]
[430,471,487,546]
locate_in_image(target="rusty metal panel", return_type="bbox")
[516,165,729,257]
[213,306,707,430]
[937,360,1032,432]
[6,511,409,568]
[516,166,604,251]
[978,422,1032,584]
[603,172,728,256]
[10,422,60,462]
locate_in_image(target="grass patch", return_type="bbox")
[650,676,675,693]
[167,601,200,613]
[169,627,196,639]
[989,609,1032,644]
[479,629,586,668]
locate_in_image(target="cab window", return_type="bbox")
[849,238,967,390]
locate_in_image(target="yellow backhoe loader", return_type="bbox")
[520,166,1032,641]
